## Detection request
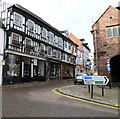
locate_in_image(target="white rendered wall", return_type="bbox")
[0,28,4,85]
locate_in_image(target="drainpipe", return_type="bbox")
[94,30,98,74]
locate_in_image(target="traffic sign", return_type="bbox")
[83,76,109,85]
[107,66,111,71]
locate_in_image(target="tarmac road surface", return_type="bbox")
[2,80,119,117]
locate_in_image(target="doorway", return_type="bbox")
[110,55,120,82]
[24,64,31,81]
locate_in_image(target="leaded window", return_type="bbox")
[107,29,112,38]
[25,38,33,49]
[42,28,48,39]
[48,46,52,56]
[53,49,57,58]
[113,28,118,37]
[14,13,23,27]
[12,33,21,45]
[27,20,34,32]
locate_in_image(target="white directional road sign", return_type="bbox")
[83,76,109,85]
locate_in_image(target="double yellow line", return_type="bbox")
[52,85,120,110]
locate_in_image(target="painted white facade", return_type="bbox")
[75,49,83,75]
[0,25,4,85]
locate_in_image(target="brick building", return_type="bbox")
[91,5,120,82]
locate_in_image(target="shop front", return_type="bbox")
[3,53,46,84]
[62,63,75,79]
[46,60,61,80]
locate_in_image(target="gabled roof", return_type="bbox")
[92,5,118,27]
[69,33,82,51]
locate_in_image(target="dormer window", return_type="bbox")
[14,12,23,27]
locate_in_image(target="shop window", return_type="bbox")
[27,20,34,32]
[14,12,23,27]
[38,61,44,76]
[12,33,22,46]
[7,54,20,76]
[113,28,118,37]
[107,29,112,38]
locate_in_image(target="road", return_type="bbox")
[2,80,118,117]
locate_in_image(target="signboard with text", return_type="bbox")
[83,76,109,85]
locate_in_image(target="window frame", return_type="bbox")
[107,28,113,38]
[14,12,23,27]
[42,27,48,39]
[25,38,33,49]
[113,27,118,37]
[27,19,35,32]
[11,32,22,46]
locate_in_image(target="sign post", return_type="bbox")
[91,85,93,98]
[106,58,112,89]
[83,76,109,98]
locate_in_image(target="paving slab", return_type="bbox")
[59,85,119,107]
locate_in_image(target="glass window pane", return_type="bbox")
[118,27,120,36]
[12,33,20,45]
[7,54,20,76]
[107,29,112,38]
[14,13,22,26]
[113,28,118,37]
[27,20,34,31]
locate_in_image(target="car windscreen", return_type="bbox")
[76,73,84,76]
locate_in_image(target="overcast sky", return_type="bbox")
[2,0,120,54]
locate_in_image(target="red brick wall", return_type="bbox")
[92,6,119,77]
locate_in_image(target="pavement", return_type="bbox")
[58,83,119,108]
[1,79,119,108]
